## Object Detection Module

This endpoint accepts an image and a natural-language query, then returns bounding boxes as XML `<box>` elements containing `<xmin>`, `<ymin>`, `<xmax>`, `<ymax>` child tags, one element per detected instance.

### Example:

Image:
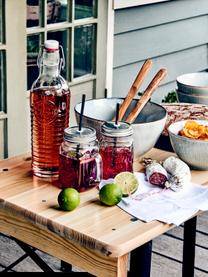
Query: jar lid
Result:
<box><xmin>101</xmin><ymin>121</ymin><xmax>133</xmax><ymax>137</ymax></box>
<box><xmin>64</xmin><ymin>126</ymin><xmax>96</xmax><ymax>143</ymax></box>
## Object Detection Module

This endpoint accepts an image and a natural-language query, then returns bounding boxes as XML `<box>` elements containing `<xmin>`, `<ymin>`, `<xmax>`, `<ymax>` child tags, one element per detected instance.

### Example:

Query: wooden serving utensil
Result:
<box><xmin>112</xmin><ymin>59</ymin><xmax>153</xmax><ymax>121</ymax></box>
<box><xmin>125</xmin><ymin>68</ymin><xmax>167</xmax><ymax>124</ymax></box>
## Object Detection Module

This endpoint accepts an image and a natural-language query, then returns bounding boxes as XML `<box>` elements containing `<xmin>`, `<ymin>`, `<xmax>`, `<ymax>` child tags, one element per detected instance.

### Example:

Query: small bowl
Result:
<box><xmin>176</xmin><ymin>89</ymin><xmax>208</xmax><ymax>105</ymax></box>
<box><xmin>176</xmin><ymin>72</ymin><xmax>208</xmax><ymax>96</ymax></box>
<box><xmin>168</xmin><ymin>120</ymin><xmax>208</xmax><ymax>170</ymax></box>
<box><xmin>74</xmin><ymin>97</ymin><xmax>167</xmax><ymax>158</ymax></box>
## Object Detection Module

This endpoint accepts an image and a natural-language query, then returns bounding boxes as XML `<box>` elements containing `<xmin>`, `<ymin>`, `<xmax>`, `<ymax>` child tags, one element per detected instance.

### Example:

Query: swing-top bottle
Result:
<box><xmin>30</xmin><ymin>40</ymin><xmax>70</xmax><ymax>178</ymax></box>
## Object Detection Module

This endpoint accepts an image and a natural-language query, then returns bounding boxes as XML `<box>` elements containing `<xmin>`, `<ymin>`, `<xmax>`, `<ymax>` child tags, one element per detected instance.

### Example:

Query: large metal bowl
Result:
<box><xmin>74</xmin><ymin>97</ymin><xmax>167</xmax><ymax>158</ymax></box>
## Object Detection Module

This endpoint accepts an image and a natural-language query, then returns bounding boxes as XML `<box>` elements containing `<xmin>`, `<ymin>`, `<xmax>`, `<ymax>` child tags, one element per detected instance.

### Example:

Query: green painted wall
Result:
<box><xmin>112</xmin><ymin>0</ymin><xmax>208</xmax><ymax>102</ymax></box>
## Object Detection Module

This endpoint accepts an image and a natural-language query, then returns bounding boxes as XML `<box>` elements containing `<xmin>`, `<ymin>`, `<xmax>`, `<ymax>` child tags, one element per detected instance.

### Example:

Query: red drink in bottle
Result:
<box><xmin>30</xmin><ymin>40</ymin><xmax>70</xmax><ymax>178</ymax></box>
<box><xmin>31</xmin><ymin>89</ymin><xmax>70</xmax><ymax>177</ymax></box>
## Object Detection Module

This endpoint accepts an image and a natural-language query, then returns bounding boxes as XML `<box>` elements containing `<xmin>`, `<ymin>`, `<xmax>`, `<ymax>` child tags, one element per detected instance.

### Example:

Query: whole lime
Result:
<box><xmin>58</xmin><ymin>188</ymin><xmax>80</xmax><ymax>211</ymax></box>
<box><xmin>99</xmin><ymin>183</ymin><xmax>122</xmax><ymax>206</ymax></box>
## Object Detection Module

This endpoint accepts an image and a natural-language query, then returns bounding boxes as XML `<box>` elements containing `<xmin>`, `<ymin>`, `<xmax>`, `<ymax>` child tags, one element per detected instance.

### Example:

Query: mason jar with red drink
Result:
<box><xmin>99</xmin><ymin>121</ymin><xmax>134</xmax><ymax>180</ymax></box>
<box><xmin>59</xmin><ymin>126</ymin><xmax>102</xmax><ymax>192</ymax></box>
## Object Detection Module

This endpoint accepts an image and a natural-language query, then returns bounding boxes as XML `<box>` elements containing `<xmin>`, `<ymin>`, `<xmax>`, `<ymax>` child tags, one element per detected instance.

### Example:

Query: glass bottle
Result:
<box><xmin>59</xmin><ymin>126</ymin><xmax>102</xmax><ymax>192</ymax></box>
<box><xmin>99</xmin><ymin>122</ymin><xmax>134</xmax><ymax>179</ymax></box>
<box><xmin>30</xmin><ymin>40</ymin><xmax>70</xmax><ymax>178</ymax></box>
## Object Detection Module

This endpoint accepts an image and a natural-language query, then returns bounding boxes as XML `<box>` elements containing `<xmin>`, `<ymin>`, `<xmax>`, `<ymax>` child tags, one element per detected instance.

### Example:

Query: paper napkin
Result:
<box><xmin>100</xmin><ymin>172</ymin><xmax>208</xmax><ymax>226</ymax></box>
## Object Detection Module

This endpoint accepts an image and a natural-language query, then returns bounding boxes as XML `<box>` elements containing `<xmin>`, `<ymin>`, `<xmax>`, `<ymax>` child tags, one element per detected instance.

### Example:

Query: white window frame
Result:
<box><xmin>5</xmin><ymin>0</ymin><xmax>28</xmax><ymax>158</ymax></box>
<box><xmin>113</xmin><ymin>0</ymin><xmax>169</xmax><ymax>10</ymax></box>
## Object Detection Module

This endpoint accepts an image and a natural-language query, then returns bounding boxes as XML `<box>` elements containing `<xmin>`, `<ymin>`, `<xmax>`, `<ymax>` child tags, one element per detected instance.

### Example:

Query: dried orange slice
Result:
<box><xmin>183</xmin><ymin>127</ymin><xmax>200</xmax><ymax>139</ymax></box>
<box><xmin>184</xmin><ymin>120</ymin><xmax>199</xmax><ymax>129</ymax></box>
<box><xmin>179</xmin><ymin>120</ymin><xmax>208</xmax><ymax>140</ymax></box>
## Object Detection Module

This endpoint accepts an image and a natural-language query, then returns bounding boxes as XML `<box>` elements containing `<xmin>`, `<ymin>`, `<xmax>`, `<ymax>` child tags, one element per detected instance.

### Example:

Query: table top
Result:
<box><xmin>0</xmin><ymin>148</ymin><xmax>208</xmax><ymax>258</ymax></box>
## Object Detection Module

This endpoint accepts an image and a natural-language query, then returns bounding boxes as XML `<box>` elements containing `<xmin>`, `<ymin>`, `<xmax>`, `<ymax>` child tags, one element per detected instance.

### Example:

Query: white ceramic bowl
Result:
<box><xmin>176</xmin><ymin>72</ymin><xmax>208</xmax><ymax>96</ymax></box>
<box><xmin>74</xmin><ymin>97</ymin><xmax>167</xmax><ymax>158</ymax></box>
<box><xmin>168</xmin><ymin>120</ymin><xmax>208</xmax><ymax>170</ymax></box>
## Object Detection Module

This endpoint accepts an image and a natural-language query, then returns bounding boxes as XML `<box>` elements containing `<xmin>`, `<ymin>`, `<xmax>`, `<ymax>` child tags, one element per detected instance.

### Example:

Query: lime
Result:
<box><xmin>58</xmin><ymin>188</ymin><xmax>80</xmax><ymax>211</ymax></box>
<box><xmin>99</xmin><ymin>183</ymin><xmax>122</xmax><ymax>206</ymax></box>
<box><xmin>114</xmin><ymin>172</ymin><xmax>139</xmax><ymax>197</ymax></box>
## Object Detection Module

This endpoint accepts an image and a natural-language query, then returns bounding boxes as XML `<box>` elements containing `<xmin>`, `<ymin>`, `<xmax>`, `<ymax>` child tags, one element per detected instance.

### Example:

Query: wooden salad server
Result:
<box><xmin>112</xmin><ymin>59</ymin><xmax>153</xmax><ymax>121</ymax></box>
<box><xmin>125</xmin><ymin>68</ymin><xmax>167</xmax><ymax>124</ymax></box>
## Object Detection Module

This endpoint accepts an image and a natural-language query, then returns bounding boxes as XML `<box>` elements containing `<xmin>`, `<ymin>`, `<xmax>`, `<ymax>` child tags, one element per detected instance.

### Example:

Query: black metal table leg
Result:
<box><xmin>182</xmin><ymin>216</ymin><xmax>197</xmax><ymax>277</ymax></box>
<box><xmin>14</xmin><ymin>239</ymin><xmax>54</xmax><ymax>272</ymax></box>
<box><xmin>60</xmin><ymin>260</ymin><xmax>73</xmax><ymax>272</ymax></box>
<box><xmin>129</xmin><ymin>241</ymin><xmax>152</xmax><ymax>277</ymax></box>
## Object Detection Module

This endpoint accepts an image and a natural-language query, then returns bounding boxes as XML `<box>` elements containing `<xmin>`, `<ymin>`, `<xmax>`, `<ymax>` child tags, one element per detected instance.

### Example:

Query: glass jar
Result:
<box><xmin>59</xmin><ymin>126</ymin><xmax>102</xmax><ymax>192</ymax></box>
<box><xmin>99</xmin><ymin>122</ymin><xmax>134</xmax><ymax>180</ymax></box>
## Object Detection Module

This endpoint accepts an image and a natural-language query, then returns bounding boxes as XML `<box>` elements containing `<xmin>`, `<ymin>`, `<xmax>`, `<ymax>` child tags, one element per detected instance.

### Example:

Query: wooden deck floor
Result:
<box><xmin>1</xmin><ymin>211</ymin><xmax>208</xmax><ymax>275</ymax></box>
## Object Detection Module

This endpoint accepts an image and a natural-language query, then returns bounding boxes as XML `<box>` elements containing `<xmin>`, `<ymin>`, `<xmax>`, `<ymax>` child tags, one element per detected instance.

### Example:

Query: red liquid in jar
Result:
<box><xmin>100</xmin><ymin>146</ymin><xmax>133</xmax><ymax>179</ymax></box>
<box><xmin>59</xmin><ymin>152</ymin><xmax>98</xmax><ymax>192</ymax></box>
<box><xmin>30</xmin><ymin>88</ymin><xmax>70</xmax><ymax>177</ymax></box>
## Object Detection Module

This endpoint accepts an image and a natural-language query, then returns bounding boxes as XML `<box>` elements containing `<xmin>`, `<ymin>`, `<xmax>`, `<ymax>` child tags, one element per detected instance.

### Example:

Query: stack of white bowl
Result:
<box><xmin>176</xmin><ymin>72</ymin><xmax>208</xmax><ymax>104</ymax></box>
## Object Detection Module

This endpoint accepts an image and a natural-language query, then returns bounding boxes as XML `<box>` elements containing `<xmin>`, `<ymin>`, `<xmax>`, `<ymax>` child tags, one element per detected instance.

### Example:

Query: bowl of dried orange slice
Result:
<box><xmin>168</xmin><ymin>119</ymin><xmax>208</xmax><ymax>170</ymax></box>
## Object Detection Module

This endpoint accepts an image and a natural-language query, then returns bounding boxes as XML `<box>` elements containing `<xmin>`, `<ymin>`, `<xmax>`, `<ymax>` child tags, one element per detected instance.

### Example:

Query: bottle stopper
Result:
<box><xmin>44</xmin><ymin>40</ymin><xmax>59</xmax><ymax>51</ymax></box>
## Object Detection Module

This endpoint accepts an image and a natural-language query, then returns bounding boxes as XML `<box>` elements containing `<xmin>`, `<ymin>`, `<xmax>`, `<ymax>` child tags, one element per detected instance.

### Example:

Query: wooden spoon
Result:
<box><xmin>112</xmin><ymin>59</ymin><xmax>153</xmax><ymax>121</ymax></box>
<box><xmin>125</xmin><ymin>68</ymin><xmax>167</xmax><ymax>124</ymax></box>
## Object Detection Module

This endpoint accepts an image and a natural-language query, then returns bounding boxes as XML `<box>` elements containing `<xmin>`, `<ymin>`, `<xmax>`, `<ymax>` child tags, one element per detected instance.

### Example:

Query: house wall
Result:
<box><xmin>112</xmin><ymin>0</ymin><xmax>208</xmax><ymax>103</ymax></box>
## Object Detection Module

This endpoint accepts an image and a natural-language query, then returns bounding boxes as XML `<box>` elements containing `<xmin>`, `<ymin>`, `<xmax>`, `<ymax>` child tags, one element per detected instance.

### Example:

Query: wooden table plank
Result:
<box><xmin>0</xmin><ymin>148</ymin><xmax>207</xmax><ymax>263</ymax></box>
<box><xmin>0</xmin><ymin>208</ymin><xmax>125</xmax><ymax>277</ymax></box>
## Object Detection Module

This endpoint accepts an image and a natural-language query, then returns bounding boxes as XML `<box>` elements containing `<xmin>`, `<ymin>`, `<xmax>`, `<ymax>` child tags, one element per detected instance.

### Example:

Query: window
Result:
<box><xmin>0</xmin><ymin>0</ymin><xmax>107</xmax><ymax>158</ymax></box>
<box><xmin>26</xmin><ymin>0</ymin><xmax>98</xmax><ymax>91</ymax></box>
<box><xmin>0</xmin><ymin>0</ymin><xmax>2</xmax><ymax>42</ymax></box>
<box><xmin>74</xmin><ymin>24</ymin><xmax>96</xmax><ymax>78</ymax></box>
<box><xmin>26</xmin><ymin>0</ymin><xmax>107</xmax><ymax>127</ymax></box>
<box><xmin>75</xmin><ymin>0</ymin><xmax>95</xmax><ymax>20</ymax></box>
<box><xmin>0</xmin><ymin>51</ymin><xmax>6</xmax><ymax>159</ymax></box>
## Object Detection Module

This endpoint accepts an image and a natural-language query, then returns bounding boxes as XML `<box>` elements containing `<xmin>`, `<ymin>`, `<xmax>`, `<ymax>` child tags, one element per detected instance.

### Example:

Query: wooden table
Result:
<box><xmin>0</xmin><ymin>148</ymin><xmax>208</xmax><ymax>276</ymax></box>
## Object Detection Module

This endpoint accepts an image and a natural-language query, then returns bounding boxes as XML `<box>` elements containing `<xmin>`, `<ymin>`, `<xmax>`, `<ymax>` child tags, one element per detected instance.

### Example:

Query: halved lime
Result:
<box><xmin>114</xmin><ymin>172</ymin><xmax>139</xmax><ymax>197</ymax></box>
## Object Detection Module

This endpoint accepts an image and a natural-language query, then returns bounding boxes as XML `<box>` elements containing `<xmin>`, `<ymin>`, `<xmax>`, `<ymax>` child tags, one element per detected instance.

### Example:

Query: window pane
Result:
<box><xmin>27</xmin><ymin>0</ymin><xmax>41</xmax><ymax>28</ymax></box>
<box><xmin>47</xmin><ymin>0</ymin><xmax>68</xmax><ymax>24</ymax></box>
<box><xmin>0</xmin><ymin>120</ymin><xmax>5</xmax><ymax>159</ymax></box>
<box><xmin>75</xmin><ymin>0</ymin><xmax>95</xmax><ymax>20</ymax></box>
<box><xmin>0</xmin><ymin>0</ymin><xmax>2</xmax><ymax>42</ymax></box>
<box><xmin>0</xmin><ymin>51</ymin><xmax>3</xmax><ymax>110</ymax></box>
<box><xmin>27</xmin><ymin>34</ymin><xmax>40</xmax><ymax>90</ymax></box>
<box><xmin>47</xmin><ymin>30</ymin><xmax>68</xmax><ymax>79</ymax></box>
<box><xmin>74</xmin><ymin>24</ymin><xmax>95</xmax><ymax>78</ymax></box>
<box><xmin>0</xmin><ymin>51</ymin><xmax>5</xmax><ymax>112</ymax></box>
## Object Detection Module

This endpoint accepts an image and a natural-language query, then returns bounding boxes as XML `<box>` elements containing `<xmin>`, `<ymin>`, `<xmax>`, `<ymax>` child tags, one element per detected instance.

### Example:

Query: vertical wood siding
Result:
<box><xmin>112</xmin><ymin>0</ymin><xmax>208</xmax><ymax>102</ymax></box>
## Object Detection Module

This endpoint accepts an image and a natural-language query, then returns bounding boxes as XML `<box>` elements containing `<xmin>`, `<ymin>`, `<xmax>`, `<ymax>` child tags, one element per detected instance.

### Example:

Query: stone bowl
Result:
<box><xmin>74</xmin><ymin>97</ymin><xmax>167</xmax><ymax>158</ymax></box>
<box><xmin>168</xmin><ymin>120</ymin><xmax>208</xmax><ymax>170</ymax></box>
